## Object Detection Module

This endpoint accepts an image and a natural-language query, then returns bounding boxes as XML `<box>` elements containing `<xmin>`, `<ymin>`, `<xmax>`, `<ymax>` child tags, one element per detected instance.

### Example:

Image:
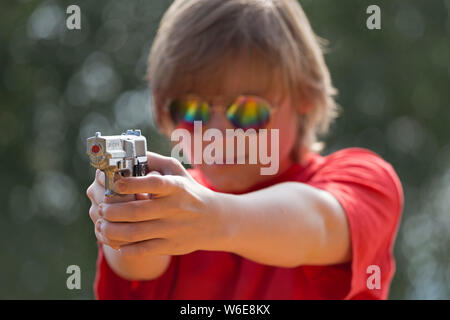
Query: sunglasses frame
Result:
<box><xmin>165</xmin><ymin>94</ymin><xmax>279</xmax><ymax>131</ymax></box>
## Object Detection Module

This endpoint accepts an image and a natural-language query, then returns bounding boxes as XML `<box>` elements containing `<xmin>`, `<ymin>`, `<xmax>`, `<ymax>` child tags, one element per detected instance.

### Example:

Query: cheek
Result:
<box><xmin>269</xmin><ymin>105</ymin><xmax>299</xmax><ymax>159</ymax></box>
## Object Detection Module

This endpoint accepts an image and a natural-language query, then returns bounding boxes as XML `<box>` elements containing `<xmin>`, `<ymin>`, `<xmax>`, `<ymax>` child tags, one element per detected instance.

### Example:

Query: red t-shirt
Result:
<box><xmin>94</xmin><ymin>147</ymin><xmax>404</xmax><ymax>300</ymax></box>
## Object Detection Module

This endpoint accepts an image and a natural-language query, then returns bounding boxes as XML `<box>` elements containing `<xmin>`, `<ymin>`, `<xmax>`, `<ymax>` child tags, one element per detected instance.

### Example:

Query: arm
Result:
<box><xmin>87</xmin><ymin>169</ymin><xmax>171</xmax><ymax>281</ymax></box>
<box><xmin>97</xmin><ymin>153</ymin><xmax>351</xmax><ymax>270</ymax></box>
<box><xmin>102</xmin><ymin>245</ymin><xmax>171</xmax><ymax>281</ymax></box>
<box><xmin>213</xmin><ymin>182</ymin><xmax>351</xmax><ymax>267</ymax></box>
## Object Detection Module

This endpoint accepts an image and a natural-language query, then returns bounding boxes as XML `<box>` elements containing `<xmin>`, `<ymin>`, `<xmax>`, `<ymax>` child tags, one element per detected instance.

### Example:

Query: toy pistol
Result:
<box><xmin>87</xmin><ymin>129</ymin><xmax>148</xmax><ymax>196</ymax></box>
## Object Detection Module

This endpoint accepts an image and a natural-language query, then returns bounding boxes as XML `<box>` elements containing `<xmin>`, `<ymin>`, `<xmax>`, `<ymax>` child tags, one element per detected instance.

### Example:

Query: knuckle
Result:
<box><xmin>171</xmin><ymin>175</ymin><xmax>186</xmax><ymax>191</ymax></box>
<box><xmin>86</xmin><ymin>184</ymin><xmax>94</xmax><ymax>199</ymax></box>
<box><xmin>152</xmin><ymin>175</ymin><xmax>165</xmax><ymax>190</ymax></box>
<box><xmin>101</xmin><ymin>207</ymin><xmax>113</xmax><ymax>221</ymax></box>
<box><xmin>94</xmin><ymin>228</ymin><xmax>104</xmax><ymax>243</ymax></box>
<box><xmin>101</xmin><ymin>221</ymin><xmax>113</xmax><ymax>239</ymax></box>
<box><xmin>169</xmin><ymin>157</ymin><xmax>179</xmax><ymax>166</ymax></box>
<box><xmin>168</xmin><ymin>157</ymin><xmax>181</xmax><ymax>169</ymax></box>
<box><xmin>88</xmin><ymin>206</ymin><xmax>97</xmax><ymax>222</ymax></box>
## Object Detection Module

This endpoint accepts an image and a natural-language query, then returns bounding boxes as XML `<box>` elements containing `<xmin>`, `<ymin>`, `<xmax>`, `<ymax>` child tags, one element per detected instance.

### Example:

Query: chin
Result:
<box><xmin>197</xmin><ymin>163</ymin><xmax>263</xmax><ymax>193</ymax></box>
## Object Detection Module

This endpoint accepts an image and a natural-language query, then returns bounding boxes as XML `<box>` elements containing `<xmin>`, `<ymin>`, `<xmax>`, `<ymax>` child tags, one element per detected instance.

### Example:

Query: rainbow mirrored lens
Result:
<box><xmin>169</xmin><ymin>95</ymin><xmax>272</xmax><ymax>130</ymax></box>
<box><xmin>226</xmin><ymin>96</ymin><xmax>271</xmax><ymax>130</ymax></box>
<box><xmin>169</xmin><ymin>97</ymin><xmax>209</xmax><ymax>125</ymax></box>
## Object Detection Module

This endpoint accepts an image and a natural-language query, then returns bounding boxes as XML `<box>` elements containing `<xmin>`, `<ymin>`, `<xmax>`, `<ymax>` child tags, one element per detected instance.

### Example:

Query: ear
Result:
<box><xmin>296</xmin><ymin>102</ymin><xmax>313</xmax><ymax>115</ymax></box>
<box><xmin>291</xmin><ymin>92</ymin><xmax>313</xmax><ymax>115</ymax></box>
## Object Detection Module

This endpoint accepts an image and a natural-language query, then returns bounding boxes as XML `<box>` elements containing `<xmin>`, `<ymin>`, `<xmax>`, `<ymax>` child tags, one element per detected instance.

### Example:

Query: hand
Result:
<box><xmin>86</xmin><ymin>169</ymin><xmax>151</xmax><ymax>250</ymax></box>
<box><xmin>97</xmin><ymin>152</ymin><xmax>225</xmax><ymax>257</ymax></box>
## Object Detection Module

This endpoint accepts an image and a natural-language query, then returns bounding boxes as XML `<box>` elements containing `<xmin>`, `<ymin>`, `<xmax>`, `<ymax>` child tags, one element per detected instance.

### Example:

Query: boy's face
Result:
<box><xmin>172</xmin><ymin>90</ymin><xmax>301</xmax><ymax>193</ymax></box>
<box><xmin>165</xmin><ymin>54</ymin><xmax>304</xmax><ymax>192</ymax></box>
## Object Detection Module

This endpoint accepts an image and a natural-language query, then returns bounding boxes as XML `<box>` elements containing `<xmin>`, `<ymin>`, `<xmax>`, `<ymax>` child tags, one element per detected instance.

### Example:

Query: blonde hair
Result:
<box><xmin>147</xmin><ymin>0</ymin><xmax>338</xmax><ymax>158</ymax></box>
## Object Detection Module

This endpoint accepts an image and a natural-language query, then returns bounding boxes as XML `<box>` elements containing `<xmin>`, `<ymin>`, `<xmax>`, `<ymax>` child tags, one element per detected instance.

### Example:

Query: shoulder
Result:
<box><xmin>322</xmin><ymin>147</ymin><xmax>391</xmax><ymax>166</ymax></box>
<box><xmin>310</xmin><ymin>148</ymin><xmax>404</xmax><ymax>299</ymax></box>
<box><xmin>309</xmin><ymin>148</ymin><xmax>404</xmax><ymax>212</ymax></box>
<box><xmin>315</xmin><ymin>147</ymin><xmax>400</xmax><ymax>182</ymax></box>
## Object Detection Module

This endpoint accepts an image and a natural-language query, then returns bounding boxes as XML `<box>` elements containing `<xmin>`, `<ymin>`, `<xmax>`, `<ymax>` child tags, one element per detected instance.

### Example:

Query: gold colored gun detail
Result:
<box><xmin>87</xmin><ymin>129</ymin><xmax>148</xmax><ymax>196</ymax></box>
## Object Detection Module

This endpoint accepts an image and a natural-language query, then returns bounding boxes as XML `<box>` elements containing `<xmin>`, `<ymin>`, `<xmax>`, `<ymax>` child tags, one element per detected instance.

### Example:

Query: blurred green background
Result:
<box><xmin>0</xmin><ymin>0</ymin><xmax>449</xmax><ymax>299</ymax></box>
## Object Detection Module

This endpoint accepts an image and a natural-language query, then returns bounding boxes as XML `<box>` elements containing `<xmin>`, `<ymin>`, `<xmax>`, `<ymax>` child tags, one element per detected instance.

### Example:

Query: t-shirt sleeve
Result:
<box><xmin>307</xmin><ymin>148</ymin><xmax>404</xmax><ymax>299</ymax></box>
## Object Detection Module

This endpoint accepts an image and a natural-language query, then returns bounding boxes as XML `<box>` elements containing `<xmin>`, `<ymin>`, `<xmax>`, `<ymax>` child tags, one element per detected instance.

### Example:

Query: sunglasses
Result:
<box><xmin>167</xmin><ymin>95</ymin><xmax>277</xmax><ymax>130</ymax></box>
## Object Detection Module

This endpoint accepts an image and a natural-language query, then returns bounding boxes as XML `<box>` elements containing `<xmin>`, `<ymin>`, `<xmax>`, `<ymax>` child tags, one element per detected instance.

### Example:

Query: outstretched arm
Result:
<box><xmin>98</xmin><ymin>152</ymin><xmax>351</xmax><ymax>270</ymax></box>
<box><xmin>214</xmin><ymin>182</ymin><xmax>351</xmax><ymax>267</ymax></box>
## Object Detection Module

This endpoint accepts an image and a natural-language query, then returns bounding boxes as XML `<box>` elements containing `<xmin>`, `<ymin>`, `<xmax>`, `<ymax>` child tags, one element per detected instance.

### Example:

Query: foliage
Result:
<box><xmin>0</xmin><ymin>0</ymin><xmax>449</xmax><ymax>299</ymax></box>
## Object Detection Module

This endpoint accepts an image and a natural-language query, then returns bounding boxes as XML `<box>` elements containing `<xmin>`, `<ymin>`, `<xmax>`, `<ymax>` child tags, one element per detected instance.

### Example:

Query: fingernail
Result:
<box><xmin>96</xmin><ymin>219</ymin><xmax>103</xmax><ymax>233</ymax></box>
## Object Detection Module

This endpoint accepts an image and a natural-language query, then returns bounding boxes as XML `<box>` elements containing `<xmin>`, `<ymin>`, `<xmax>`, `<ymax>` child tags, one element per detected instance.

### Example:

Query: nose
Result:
<box><xmin>206</xmin><ymin>104</ymin><xmax>234</xmax><ymax>133</ymax></box>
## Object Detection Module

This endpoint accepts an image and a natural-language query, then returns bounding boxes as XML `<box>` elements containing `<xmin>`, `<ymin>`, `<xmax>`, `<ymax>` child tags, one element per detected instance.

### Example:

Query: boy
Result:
<box><xmin>87</xmin><ymin>0</ymin><xmax>403</xmax><ymax>299</ymax></box>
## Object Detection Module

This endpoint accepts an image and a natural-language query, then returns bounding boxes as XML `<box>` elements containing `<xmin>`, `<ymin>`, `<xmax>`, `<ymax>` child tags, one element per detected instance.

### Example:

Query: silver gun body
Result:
<box><xmin>87</xmin><ymin>129</ymin><xmax>148</xmax><ymax>196</ymax></box>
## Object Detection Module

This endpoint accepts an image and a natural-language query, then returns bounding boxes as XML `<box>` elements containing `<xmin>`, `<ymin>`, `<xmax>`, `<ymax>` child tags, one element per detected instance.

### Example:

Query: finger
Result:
<box><xmin>100</xmin><ymin>199</ymin><xmax>170</xmax><ymax>222</ymax></box>
<box><xmin>89</xmin><ymin>204</ymin><xmax>100</xmax><ymax>224</ymax></box>
<box><xmin>119</xmin><ymin>238</ymin><xmax>169</xmax><ymax>257</ymax></box>
<box><xmin>100</xmin><ymin>219</ymin><xmax>167</xmax><ymax>243</ymax></box>
<box><xmin>94</xmin><ymin>227</ymin><xmax>126</xmax><ymax>250</ymax></box>
<box><xmin>102</xmin><ymin>193</ymin><xmax>136</xmax><ymax>204</ymax></box>
<box><xmin>146</xmin><ymin>152</ymin><xmax>187</xmax><ymax>176</ymax></box>
<box><xmin>114</xmin><ymin>174</ymin><xmax>177</xmax><ymax>196</ymax></box>
<box><xmin>94</xmin><ymin>170</ymin><xmax>137</xmax><ymax>203</ymax></box>
<box><xmin>95</xmin><ymin>218</ymin><xmax>130</xmax><ymax>247</ymax></box>
<box><xmin>134</xmin><ymin>171</ymin><xmax>162</xmax><ymax>200</ymax></box>
<box><xmin>95</xmin><ymin>169</ymin><xmax>105</xmax><ymax>187</ymax></box>
<box><xmin>86</xmin><ymin>180</ymin><xmax>106</xmax><ymax>206</ymax></box>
